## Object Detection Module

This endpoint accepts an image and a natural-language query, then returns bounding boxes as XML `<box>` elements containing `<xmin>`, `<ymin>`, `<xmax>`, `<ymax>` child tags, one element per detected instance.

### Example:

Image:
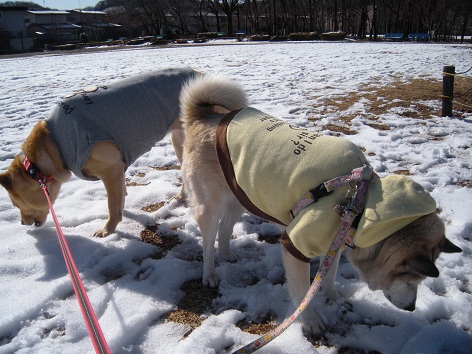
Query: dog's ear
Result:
<box><xmin>407</xmin><ymin>255</ymin><xmax>440</xmax><ymax>278</ymax></box>
<box><xmin>0</xmin><ymin>172</ymin><xmax>12</xmax><ymax>191</ymax></box>
<box><xmin>440</xmin><ymin>238</ymin><xmax>462</xmax><ymax>253</ymax></box>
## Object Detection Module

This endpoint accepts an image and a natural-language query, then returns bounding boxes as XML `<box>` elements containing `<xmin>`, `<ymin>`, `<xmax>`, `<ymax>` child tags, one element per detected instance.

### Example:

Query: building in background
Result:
<box><xmin>25</xmin><ymin>10</ymin><xmax>82</xmax><ymax>48</ymax></box>
<box><xmin>0</xmin><ymin>6</ymin><xmax>33</xmax><ymax>52</ymax></box>
<box><xmin>0</xmin><ymin>6</ymin><xmax>121</xmax><ymax>52</ymax></box>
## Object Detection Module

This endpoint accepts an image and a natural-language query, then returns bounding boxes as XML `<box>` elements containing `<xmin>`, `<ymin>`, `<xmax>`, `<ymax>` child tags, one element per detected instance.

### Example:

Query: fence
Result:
<box><xmin>442</xmin><ymin>65</ymin><xmax>472</xmax><ymax>117</ymax></box>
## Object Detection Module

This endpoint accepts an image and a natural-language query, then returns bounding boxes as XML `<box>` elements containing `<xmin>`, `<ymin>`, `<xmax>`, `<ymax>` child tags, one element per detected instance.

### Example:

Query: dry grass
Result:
<box><xmin>141</xmin><ymin>201</ymin><xmax>166</xmax><ymax>213</ymax></box>
<box><xmin>309</xmin><ymin>77</ymin><xmax>472</xmax><ymax>134</ymax></box>
<box><xmin>138</xmin><ymin>226</ymin><xmax>223</xmax><ymax>336</ymax></box>
<box><xmin>126</xmin><ymin>180</ymin><xmax>149</xmax><ymax>187</ymax></box>
<box><xmin>165</xmin><ymin>279</ymin><xmax>220</xmax><ymax>334</ymax></box>
<box><xmin>337</xmin><ymin>347</ymin><xmax>381</xmax><ymax>354</ymax></box>
<box><xmin>152</xmin><ymin>165</ymin><xmax>181</xmax><ymax>171</ymax></box>
<box><xmin>324</xmin><ymin>123</ymin><xmax>358</xmax><ymax>135</ymax></box>
<box><xmin>258</xmin><ymin>233</ymin><xmax>281</xmax><ymax>244</ymax></box>
<box><xmin>126</xmin><ymin>165</ymin><xmax>180</xmax><ymax>187</ymax></box>
<box><xmin>165</xmin><ymin>279</ymin><xmax>279</xmax><ymax>337</ymax></box>
<box><xmin>453</xmin><ymin>74</ymin><xmax>472</xmax><ymax>112</ymax></box>
<box><xmin>138</xmin><ymin>223</ymin><xmax>280</xmax><ymax>337</ymax></box>
<box><xmin>139</xmin><ymin>222</ymin><xmax>281</xmax><ymax>337</ymax></box>
<box><xmin>125</xmin><ymin>172</ymin><xmax>150</xmax><ymax>187</ymax></box>
<box><xmin>392</xmin><ymin>169</ymin><xmax>414</xmax><ymax>176</ymax></box>
<box><xmin>236</xmin><ymin>315</ymin><xmax>278</xmax><ymax>335</ymax></box>
<box><xmin>139</xmin><ymin>225</ymin><xmax>181</xmax><ymax>260</ymax></box>
<box><xmin>458</xmin><ymin>180</ymin><xmax>472</xmax><ymax>188</ymax></box>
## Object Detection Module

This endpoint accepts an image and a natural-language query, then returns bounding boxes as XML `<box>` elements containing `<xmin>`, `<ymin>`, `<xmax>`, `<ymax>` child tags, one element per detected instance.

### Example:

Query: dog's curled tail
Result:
<box><xmin>180</xmin><ymin>74</ymin><xmax>248</xmax><ymax>125</ymax></box>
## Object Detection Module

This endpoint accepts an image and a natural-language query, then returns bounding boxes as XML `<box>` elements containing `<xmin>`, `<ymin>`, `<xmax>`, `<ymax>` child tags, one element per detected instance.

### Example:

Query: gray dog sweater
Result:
<box><xmin>46</xmin><ymin>67</ymin><xmax>197</xmax><ymax>180</ymax></box>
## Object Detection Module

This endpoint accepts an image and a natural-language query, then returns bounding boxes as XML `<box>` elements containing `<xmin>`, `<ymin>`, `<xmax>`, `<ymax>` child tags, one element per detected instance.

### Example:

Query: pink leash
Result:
<box><xmin>22</xmin><ymin>155</ymin><xmax>111</xmax><ymax>354</ymax></box>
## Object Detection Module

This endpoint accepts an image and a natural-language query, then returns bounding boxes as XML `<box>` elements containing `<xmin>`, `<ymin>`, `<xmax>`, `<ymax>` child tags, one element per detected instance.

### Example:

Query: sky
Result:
<box><xmin>41</xmin><ymin>0</ymin><xmax>98</xmax><ymax>10</ymax></box>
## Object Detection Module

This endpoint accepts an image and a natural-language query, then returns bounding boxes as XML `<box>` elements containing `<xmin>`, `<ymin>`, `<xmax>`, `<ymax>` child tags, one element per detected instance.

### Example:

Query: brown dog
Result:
<box><xmin>0</xmin><ymin>67</ymin><xmax>199</xmax><ymax>237</ymax></box>
<box><xmin>179</xmin><ymin>74</ymin><xmax>462</xmax><ymax>335</ymax></box>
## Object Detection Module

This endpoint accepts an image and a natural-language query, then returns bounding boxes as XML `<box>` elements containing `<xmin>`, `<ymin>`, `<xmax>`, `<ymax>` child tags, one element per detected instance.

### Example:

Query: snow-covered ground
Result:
<box><xmin>0</xmin><ymin>41</ymin><xmax>471</xmax><ymax>354</ymax></box>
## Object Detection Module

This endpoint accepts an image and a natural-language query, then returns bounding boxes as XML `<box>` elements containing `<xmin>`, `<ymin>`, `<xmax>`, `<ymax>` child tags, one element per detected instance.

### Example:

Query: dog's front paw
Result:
<box><xmin>300</xmin><ymin>309</ymin><xmax>327</xmax><ymax>337</ymax></box>
<box><xmin>302</xmin><ymin>319</ymin><xmax>324</xmax><ymax>337</ymax></box>
<box><xmin>322</xmin><ymin>286</ymin><xmax>339</xmax><ymax>301</ymax></box>
<box><xmin>92</xmin><ymin>228</ymin><xmax>111</xmax><ymax>238</ymax></box>
<box><xmin>202</xmin><ymin>273</ymin><xmax>220</xmax><ymax>288</ymax></box>
<box><xmin>93</xmin><ymin>219</ymin><xmax>118</xmax><ymax>237</ymax></box>
<box><xmin>221</xmin><ymin>253</ymin><xmax>238</xmax><ymax>263</ymax></box>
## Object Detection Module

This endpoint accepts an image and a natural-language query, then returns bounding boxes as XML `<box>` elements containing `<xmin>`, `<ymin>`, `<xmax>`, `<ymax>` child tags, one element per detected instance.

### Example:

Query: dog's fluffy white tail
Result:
<box><xmin>180</xmin><ymin>75</ymin><xmax>248</xmax><ymax>125</ymax></box>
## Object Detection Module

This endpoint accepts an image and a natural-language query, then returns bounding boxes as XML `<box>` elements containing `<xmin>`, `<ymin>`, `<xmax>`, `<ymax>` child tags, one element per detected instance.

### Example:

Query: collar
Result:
<box><xmin>18</xmin><ymin>152</ymin><xmax>54</xmax><ymax>186</ymax></box>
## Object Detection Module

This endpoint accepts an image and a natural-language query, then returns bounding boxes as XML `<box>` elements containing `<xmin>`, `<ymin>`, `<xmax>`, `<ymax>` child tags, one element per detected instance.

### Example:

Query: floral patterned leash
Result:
<box><xmin>233</xmin><ymin>164</ymin><xmax>374</xmax><ymax>354</ymax></box>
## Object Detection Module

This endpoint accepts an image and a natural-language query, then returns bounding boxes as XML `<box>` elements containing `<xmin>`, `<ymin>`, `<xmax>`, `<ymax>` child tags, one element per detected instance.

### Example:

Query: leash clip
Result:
<box><xmin>333</xmin><ymin>179</ymin><xmax>360</xmax><ymax>216</ymax></box>
<box><xmin>345</xmin><ymin>179</ymin><xmax>361</xmax><ymax>212</ymax></box>
<box><xmin>334</xmin><ymin>165</ymin><xmax>374</xmax><ymax>217</ymax></box>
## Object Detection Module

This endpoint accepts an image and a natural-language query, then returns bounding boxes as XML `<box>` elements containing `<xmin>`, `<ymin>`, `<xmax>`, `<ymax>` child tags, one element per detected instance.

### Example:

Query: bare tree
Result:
<box><xmin>116</xmin><ymin>0</ymin><xmax>166</xmax><ymax>36</ymax></box>
<box><xmin>210</xmin><ymin>0</ymin><xmax>241</xmax><ymax>35</ymax></box>
<box><xmin>95</xmin><ymin>0</ymin><xmax>470</xmax><ymax>40</ymax></box>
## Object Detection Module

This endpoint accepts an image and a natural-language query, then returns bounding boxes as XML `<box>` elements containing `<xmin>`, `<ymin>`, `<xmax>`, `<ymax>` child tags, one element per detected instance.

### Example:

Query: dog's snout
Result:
<box><xmin>405</xmin><ymin>303</ymin><xmax>415</xmax><ymax>312</ymax></box>
<box><xmin>383</xmin><ymin>288</ymin><xmax>417</xmax><ymax>312</ymax></box>
<box><xmin>21</xmin><ymin>219</ymin><xmax>33</xmax><ymax>226</ymax></box>
<box><xmin>20</xmin><ymin>217</ymin><xmax>45</xmax><ymax>227</ymax></box>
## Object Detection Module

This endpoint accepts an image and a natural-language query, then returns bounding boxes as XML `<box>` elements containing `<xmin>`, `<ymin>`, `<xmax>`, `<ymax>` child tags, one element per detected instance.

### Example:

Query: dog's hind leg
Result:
<box><xmin>217</xmin><ymin>196</ymin><xmax>244</xmax><ymax>262</ymax></box>
<box><xmin>169</xmin><ymin>119</ymin><xmax>186</xmax><ymax>200</ymax></box>
<box><xmin>194</xmin><ymin>202</ymin><xmax>224</xmax><ymax>288</ymax></box>
<box><xmin>169</xmin><ymin>119</ymin><xmax>185</xmax><ymax>165</ymax></box>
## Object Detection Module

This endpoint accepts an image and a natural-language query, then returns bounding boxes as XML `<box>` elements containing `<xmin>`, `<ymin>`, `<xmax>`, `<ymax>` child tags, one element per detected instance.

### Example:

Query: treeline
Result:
<box><xmin>2</xmin><ymin>1</ymin><xmax>470</xmax><ymax>41</ymax></box>
<box><xmin>94</xmin><ymin>0</ymin><xmax>471</xmax><ymax>41</ymax></box>
<box><xmin>0</xmin><ymin>1</ymin><xmax>46</xmax><ymax>8</ymax></box>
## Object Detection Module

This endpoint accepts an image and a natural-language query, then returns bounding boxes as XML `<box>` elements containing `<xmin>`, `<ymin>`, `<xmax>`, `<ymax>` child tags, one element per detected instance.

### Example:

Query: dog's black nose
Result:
<box><xmin>405</xmin><ymin>303</ymin><xmax>415</xmax><ymax>312</ymax></box>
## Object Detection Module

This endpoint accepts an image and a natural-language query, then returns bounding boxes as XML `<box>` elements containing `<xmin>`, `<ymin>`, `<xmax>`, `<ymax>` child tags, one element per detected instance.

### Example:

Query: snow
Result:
<box><xmin>0</xmin><ymin>41</ymin><xmax>471</xmax><ymax>354</ymax></box>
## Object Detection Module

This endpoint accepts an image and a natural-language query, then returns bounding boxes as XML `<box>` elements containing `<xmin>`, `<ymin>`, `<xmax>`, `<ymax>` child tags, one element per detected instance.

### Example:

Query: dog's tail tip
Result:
<box><xmin>180</xmin><ymin>74</ymin><xmax>248</xmax><ymax>120</ymax></box>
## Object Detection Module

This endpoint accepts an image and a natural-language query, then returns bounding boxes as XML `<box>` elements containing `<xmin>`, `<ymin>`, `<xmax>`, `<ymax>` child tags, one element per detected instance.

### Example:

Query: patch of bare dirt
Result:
<box><xmin>393</xmin><ymin>169</ymin><xmax>413</xmax><ymax>176</ymax></box>
<box><xmin>236</xmin><ymin>315</ymin><xmax>278</xmax><ymax>335</ymax></box>
<box><xmin>458</xmin><ymin>180</ymin><xmax>472</xmax><ymax>188</ymax></box>
<box><xmin>152</xmin><ymin>165</ymin><xmax>181</xmax><ymax>171</ymax></box>
<box><xmin>337</xmin><ymin>347</ymin><xmax>381</xmax><ymax>354</ymax></box>
<box><xmin>141</xmin><ymin>201</ymin><xmax>166</xmax><ymax>213</ymax></box>
<box><xmin>126</xmin><ymin>180</ymin><xmax>149</xmax><ymax>186</ymax></box>
<box><xmin>453</xmin><ymin>74</ymin><xmax>472</xmax><ymax>114</ymax></box>
<box><xmin>139</xmin><ymin>225</ymin><xmax>181</xmax><ymax>260</ymax></box>
<box><xmin>364</xmin><ymin>122</ymin><xmax>390</xmax><ymax>131</ymax></box>
<box><xmin>126</xmin><ymin>172</ymin><xmax>150</xmax><ymax>186</ymax></box>
<box><xmin>165</xmin><ymin>279</ymin><xmax>220</xmax><ymax>335</ymax></box>
<box><xmin>309</xmin><ymin>77</ymin><xmax>472</xmax><ymax>135</ymax></box>
<box><xmin>324</xmin><ymin>124</ymin><xmax>357</xmax><ymax>136</ymax></box>
<box><xmin>164</xmin><ymin>280</ymin><xmax>278</xmax><ymax>337</ymax></box>
<box><xmin>258</xmin><ymin>234</ymin><xmax>281</xmax><ymax>244</ymax></box>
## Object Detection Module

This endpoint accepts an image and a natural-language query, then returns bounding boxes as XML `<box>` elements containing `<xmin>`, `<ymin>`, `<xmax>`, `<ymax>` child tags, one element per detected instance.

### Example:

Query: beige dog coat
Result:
<box><xmin>216</xmin><ymin>108</ymin><xmax>437</xmax><ymax>261</ymax></box>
